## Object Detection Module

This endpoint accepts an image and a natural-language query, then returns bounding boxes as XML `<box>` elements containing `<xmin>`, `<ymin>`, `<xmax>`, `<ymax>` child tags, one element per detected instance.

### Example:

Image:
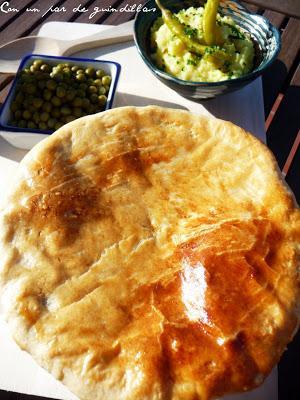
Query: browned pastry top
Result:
<box><xmin>0</xmin><ymin>106</ymin><xmax>299</xmax><ymax>400</ymax></box>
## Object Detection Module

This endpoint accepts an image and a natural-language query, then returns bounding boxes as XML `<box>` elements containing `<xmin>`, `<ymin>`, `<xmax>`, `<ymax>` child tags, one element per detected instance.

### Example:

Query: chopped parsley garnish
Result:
<box><xmin>223</xmin><ymin>22</ymin><xmax>245</xmax><ymax>39</ymax></box>
<box><xmin>183</xmin><ymin>26</ymin><xmax>198</xmax><ymax>39</ymax></box>
<box><xmin>205</xmin><ymin>45</ymin><xmax>223</xmax><ymax>55</ymax></box>
<box><xmin>187</xmin><ymin>59</ymin><xmax>197</xmax><ymax>66</ymax></box>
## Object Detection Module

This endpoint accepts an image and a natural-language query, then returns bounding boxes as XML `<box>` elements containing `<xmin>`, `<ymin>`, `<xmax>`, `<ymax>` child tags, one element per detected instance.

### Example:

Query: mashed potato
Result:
<box><xmin>151</xmin><ymin>7</ymin><xmax>254</xmax><ymax>82</ymax></box>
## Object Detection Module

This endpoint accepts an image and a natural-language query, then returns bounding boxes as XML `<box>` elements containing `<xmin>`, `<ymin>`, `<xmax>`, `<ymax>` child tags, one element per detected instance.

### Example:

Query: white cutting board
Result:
<box><xmin>0</xmin><ymin>21</ymin><xmax>277</xmax><ymax>400</ymax></box>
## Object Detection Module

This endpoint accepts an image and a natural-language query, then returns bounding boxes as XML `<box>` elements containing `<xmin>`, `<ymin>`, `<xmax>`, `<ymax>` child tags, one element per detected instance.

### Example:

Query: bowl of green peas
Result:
<box><xmin>0</xmin><ymin>54</ymin><xmax>121</xmax><ymax>149</ymax></box>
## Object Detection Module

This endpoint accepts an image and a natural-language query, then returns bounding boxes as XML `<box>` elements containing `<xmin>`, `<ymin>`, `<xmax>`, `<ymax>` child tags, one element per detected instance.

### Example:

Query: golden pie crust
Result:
<box><xmin>0</xmin><ymin>106</ymin><xmax>299</xmax><ymax>400</ymax></box>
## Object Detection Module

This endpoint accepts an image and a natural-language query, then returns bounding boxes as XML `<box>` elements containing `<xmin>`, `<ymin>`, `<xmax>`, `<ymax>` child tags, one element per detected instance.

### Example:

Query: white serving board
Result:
<box><xmin>0</xmin><ymin>21</ymin><xmax>277</xmax><ymax>400</ymax></box>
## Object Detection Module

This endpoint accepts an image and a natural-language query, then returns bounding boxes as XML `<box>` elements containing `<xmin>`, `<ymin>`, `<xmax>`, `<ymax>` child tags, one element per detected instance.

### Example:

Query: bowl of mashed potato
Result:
<box><xmin>134</xmin><ymin>0</ymin><xmax>281</xmax><ymax>99</ymax></box>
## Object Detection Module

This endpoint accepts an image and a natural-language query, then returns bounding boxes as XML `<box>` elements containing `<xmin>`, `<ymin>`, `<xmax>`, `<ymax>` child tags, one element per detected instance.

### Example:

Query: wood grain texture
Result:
<box><xmin>262</xmin><ymin>18</ymin><xmax>300</xmax><ymax>117</ymax></box>
<box><xmin>262</xmin><ymin>10</ymin><xmax>285</xmax><ymax>29</ymax></box>
<box><xmin>243</xmin><ymin>0</ymin><xmax>300</xmax><ymax>18</ymax></box>
<box><xmin>0</xmin><ymin>0</ymin><xmax>65</xmax><ymax>46</ymax></box>
<box><xmin>0</xmin><ymin>0</ymin><xmax>36</xmax><ymax>28</ymax></box>
<box><xmin>30</xmin><ymin>0</ymin><xmax>94</xmax><ymax>34</ymax></box>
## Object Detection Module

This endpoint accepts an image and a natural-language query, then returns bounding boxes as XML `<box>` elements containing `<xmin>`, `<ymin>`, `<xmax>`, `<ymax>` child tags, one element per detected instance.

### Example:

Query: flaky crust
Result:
<box><xmin>0</xmin><ymin>106</ymin><xmax>299</xmax><ymax>400</ymax></box>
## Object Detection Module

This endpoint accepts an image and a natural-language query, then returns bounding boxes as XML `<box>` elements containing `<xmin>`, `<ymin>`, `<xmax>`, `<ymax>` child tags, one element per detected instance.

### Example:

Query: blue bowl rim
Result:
<box><xmin>0</xmin><ymin>53</ymin><xmax>121</xmax><ymax>135</ymax></box>
<box><xmin>134</xmin><ymin>0</ymin><xmax>281</xmax><ymax>87</ymax></box>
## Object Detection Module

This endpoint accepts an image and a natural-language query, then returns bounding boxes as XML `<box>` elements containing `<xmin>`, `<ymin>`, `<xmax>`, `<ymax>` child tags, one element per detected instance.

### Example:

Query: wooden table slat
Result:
<box><xmin>285</xmin><ymin>144</ymin><xmax>300</xmax><ymax>203</ymax></box>
<box><xmin>266</xmin><ymin>83</ymin><xmax>300</xmax><ymax>171</ymax></box>
<box><xmin>30</xmin><ymin>0</ymin><xmax>96</xmax><ymax>34</ymax></box>
<box><xmin>0</xmin><ymin>0</ymin><xmax>66</xmax><ymax>46</ymax></box>
<box><xmin>74</xmin><ymin>0</ymin><xmax>127</xmax><ymax>24</ymax></box>
<box><xmin>100</xmin><ymin>0</ymin><xmax>144</xmax><ymax>25</ymax></box>
<box><xmin>0</xmin><ymin>74</ymin><xmax>14</xmax><ymax>91</ymax></box>
<box><xmin>243</xmin><ymin>0</ymin><xmax>300</xmax><ymax>19</ymax></box>
<box><xmin>262</xmin><ymin>9</ymin><xmax>286</xmax><ymax>29</ymax></box>
<box><xmin>240</xmin><ymin>2</ymin><xmax>260</xmax><ymax>14</ymax></box>
<box><xmin>262</xmin><ymin>17</ymin><xmax>300</xmax><ymax>117</ymax></box>
<box><xmin>0</xmin><ymin>0</ymin><xmax>37</xmax><ymax>29</ymax></box>
<box><xmin>291</xmin><ymin>62</ymin><xmax>300</xmax><ymax>86</ymax></box>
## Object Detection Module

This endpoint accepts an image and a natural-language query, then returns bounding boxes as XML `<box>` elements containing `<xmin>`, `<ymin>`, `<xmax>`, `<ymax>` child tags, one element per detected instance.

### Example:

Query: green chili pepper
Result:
<box><xmin>203</xmin><ymin>0</ymin><xmax>220</xmax><ymax>46</ymax></box>
<box><xmin>155</xmin><ymin>0</ymin><xmax>208</xmax><ymax>55</ymax></box>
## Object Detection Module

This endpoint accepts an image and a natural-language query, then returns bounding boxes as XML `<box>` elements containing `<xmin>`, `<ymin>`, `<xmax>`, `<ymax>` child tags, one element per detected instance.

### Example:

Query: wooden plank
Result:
<box><xmin>0</xmin><ymin>81</ymin><xmax>12</xmax><ymax>106</ymax></box>
<box><xmin>0</xmin><ymin>0</ymin><xmax>66</xmax><ymax>46</ymax></box>
<box><xmin>291</xmin><ymin>63</ymin><xmax>300</xmax><ymax>86</ymax></box>
<box><xmin>0</xmin><ymin>0</ymin><xmax>36</xmax><ymax>28</ymax></box>
<box><xmin>243</xmin><ymin>0</ymin><xmax>300</xmax><ymax>18</ymax></box>
<box><xmin>0</xmin><ymin>74</ymin><xmax>14</xmax><ymax>91</ymax></box>
<box><xmin>241</xmin><ymin>2</ymin><xmax>260</xmax><ymax>14</ymax></box>
<box><xmin>262</xmin><ymin>18</ymin><xmax>300</xmax><ymax>117</ymax></box>
<box><xmin>102</xmin><ymin>0</ymin><xmax>145</xmax><ymax>25</ymax></box>
<box><xmin>74</xmin><ymin>0</ymin><xmax>123</xmax><ymax>24</ymax></box>
<box><xmin>30</xmin><ymin>0</ymin><xmax>94</xmax><ymax>34</ymax></box>
<box><xmin>262</xmin><ymin>10</ymin><xmax>285</xmax><ymax>29</ymax></box>
<box><xmin>267</xmin><ymin>80</ymin><xmax>300</xmax><ymax>170</ymax></box>
<box><xmin>285</xmin><ymin>144</ymin><xmax>300</xmax><ymax>203</ymax></box>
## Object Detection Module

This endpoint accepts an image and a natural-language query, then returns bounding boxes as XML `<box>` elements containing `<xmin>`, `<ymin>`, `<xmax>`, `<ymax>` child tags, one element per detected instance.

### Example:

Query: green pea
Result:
<box><xmin>61</xmin><ymin>106</ymin><xmax>71</xmax><ymax>116</ymax></box>
<box><xmin>27</xmin><ymin>121</ymin><xmax>37</xmax><ymax>129</ymax></box>
<box><xmin>51</xmin><ymin>72</ymin><xmax>63</xmax><ymax>81</ymax></box>
<box><xmin>94</xmin><ymin>79</ymin><xmax>102</xmax><ymax>86</ymax></box>
<box><xmin>51</xmin><ymin>96</ymin><xmax>61</xmax><ymax>107</ymax></box>
<box><xmin>96</xmin><ymin>69</ymin><xmax>105</xmax><ymax>78</ymax></box>
<box><xmin>98</xmin><ymin>86</ymin><xmax>107</xmax><ymax>95</ymax></box>
<box><xmin>25</xmin><ymin>83</ymin><xmax>36</xmax><ymax>95</ymax></box>
<box><xmin>40</xmin><ymin>64</ymin><xmax>51</xmax><ymax>73</ymax></box>
<box><xmin>66</xmin><ymin>90</ymin><xmax>76</xmax><ymax>101</ymax></box>
<box><xmin>90</xmin><ymin>93</ymin><xmax>99</xmax><ymax>104</ymax></box>
<box><xmin>39</xmin><ymin>122</ymin><xmax>48</xmax><ymax>130</ymax></box>
<box><xmin>33</xmin><ymin>59</ymin><xmax>43</xmax><ymax>68</ymax></box>
<box><xmin>56</xmin><ymin>86</ymin><xmax>66</xmax><ymax>98</ymax></box>
<box><xmin>33</xmin><ymin>98</ymin><xmax>43</xmax><ymax>109</ymax></box>
<box><xmin>46</xmin><ymin>80</ymin><xmax>57</xmax><ymax>91</ymax></box>
<box><xmin>9</xmin><ymin>120</ymin><xmax>17</xmax><ymax>126</ymax></box>
<box><xmin>51</xmin><ymin>108</ymin><xmax>60</xmax><ymax>118</ymax></box>
<box><xmin>42</xmin><ymin>102</ymin><xmax>52</xmax><ymax>113</ymax></box>
<box><xmin>63</xmin><ymin>69</ymin><xmax>71</xmax><ymax>79</ymax></box>
<box><xmin>72</xmin><ymin>97</ymin><xmax>83</xmax><ymax>107</ymax></box>
<box><xmin>15</xmin><ymin>92</ymin><xmax>24</xmax><ymax>103</ymax></box>
<box><xmin>18</xmin><ymin>120</ymin><xmax>27</xmax><ymax>128</ymax></box>
<box><xmin>76</xmin><ymin>73</ymin><xmax>86</xmax><ymax>82</ymax></box>
<box><xmin>78</xmin><ymin>83</ymin><xmax>88</xmax><ymax>91</ymax></box>
<box><xmin>76</xmin><ymin>89</ymin><xmax>85</xmax><ymax>98</ymax></box>
<box><xmin>38</xmin><ymin>80</ymin><xmax>46</xmax><ymax>90</ymax></box>
<box><xmin>14</xmin><ymin>110</ymin><xmax>22</xmax><ymax>120</ymax></box>
<box><xmin>71</xmin><ymin>65</ymin><xmax>80</xmax><ymax>73</ymax></box>
<box><xmin>104</xmin><ymin>85</ymin><xmax>110</xmax><ymax>93</ymax></box>
<box><xmin>23</xmin><ymin>110</ymin><xmax>32</xmax><ymax>120</ymax></box>
<box><xmin>54</xmin><ymin>121</ymin><xmax>64</xmax><ymax>130</ymax></box>
<box><xmin>10</xmin><ymin>102</ymin><xmax>18</xmax><ymax>112</ymax></box>
<box><xmin>65</xmin><ymin>115</ymin><xmax>76</xmax><ymax>123</ymax></box>
<box><xmin>43</xmin><ymin>89</ymin><xmax>52</xmax><ymax>101</ymax></box>
<box><xmin>102</xmin><ymin>75</ymin><xmax>111</xmax><ymax>86</ymax></box>
<box><xmin>47</xmin><ymin>118</ymin><xmax>57</xmax><ymax>129</ymax></box>
<box><xmin>88</xmin><ymin>85</ymin><xmax>97</xmax><ymax>94</ymax></box>
<box><xmin>98</xmin><ymin>95</ymin><xmax>107</xmax><ymax>106</ymax></box>
<box><xmin>30</xmin><ymin>65</ymin><xmax>38</xmax><ymax>73</ymax></box>
<box><xmin>33</xmin><ymin>112</ymin><xmax>40</xmax><ymax>123</ymax></box>
<box><xmin>40</xmin><ymin>112</ymin><xmax>49</xmax><ymax>122</ymax></box>
<box><xmin>28</xmin><ymin>105</ymin><xmax>36</xmax><ymax>113</ymax></box>
<box><xmin>85</xmin><ymin>67</ymin><xmax>95</xmax><ymax>78</ymax></box>
<box><xmin>73</xmin><ymin>107</ymin><xmax>82</xmax><ymax>118</ymax></box>
<box><xmin>81</xmin><ymin>98</ymin><xmax>90</xmax><ymax>110</ymax></box>
<box><xmin>76</xmin><ymin>69</ymin><xmax>85</xmax><ymax>75</ymax></box>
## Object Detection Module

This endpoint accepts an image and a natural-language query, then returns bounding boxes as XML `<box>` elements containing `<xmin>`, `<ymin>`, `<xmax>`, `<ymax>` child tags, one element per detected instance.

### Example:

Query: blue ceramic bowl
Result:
<box><xmin>134</xmin><ymin>0</ymin><xmax>281</xmax><ymax>99</ymax></box>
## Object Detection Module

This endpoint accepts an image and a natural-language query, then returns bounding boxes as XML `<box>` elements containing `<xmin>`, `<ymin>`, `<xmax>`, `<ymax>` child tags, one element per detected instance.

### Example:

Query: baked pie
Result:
<box><xmin>0</xmin><ymin>106</ymin><xmax>299</xmax><ymax>399</ymax></box>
